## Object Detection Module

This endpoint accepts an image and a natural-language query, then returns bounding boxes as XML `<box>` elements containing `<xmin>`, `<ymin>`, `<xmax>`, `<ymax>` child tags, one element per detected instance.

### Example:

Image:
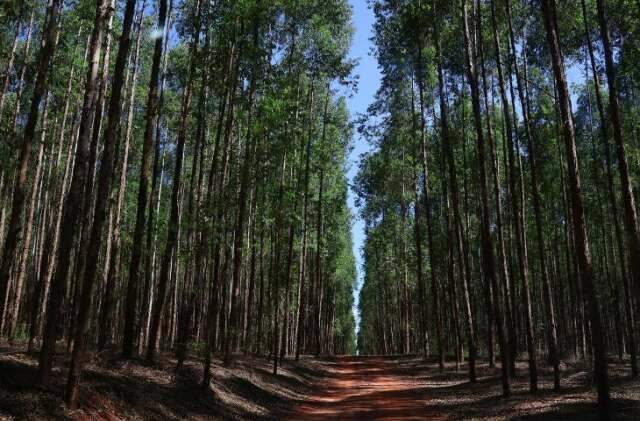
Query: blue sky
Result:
<box><xmin>346</xmin><ymin>0</ymin><xmax>380</xmax><ymax>335</ymax></box>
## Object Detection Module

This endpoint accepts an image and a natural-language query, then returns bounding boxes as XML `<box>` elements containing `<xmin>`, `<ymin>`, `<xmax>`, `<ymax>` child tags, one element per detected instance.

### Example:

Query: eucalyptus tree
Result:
<box><xmin>38</xmin><ymin>0</ymin><xmax>108</xmax><ymax>385</ymax></box>
<box><xmin>122</xmin><ymin>0</ymin><xmax>170</xmax><ymax>359</ymax></box>
<box><xmin>4</xmin><ymin>0</ymin><xmax>639</xmax><ymax>415</ymax></box>
<box><xmin>357</xmin><ymin>0</ymin><xmax>639</xmax><ymax>412</ymax></box>
<box><xmin>539</xmin><ymin>0</ymin><xmax>610</xmax><ymax>414</ymax></box>
<box><xmin>64</xmin><ymin>0</ymin><xmax>139</xmax><ymax>407</ymax></box>
<box><xmin>0</xmin><ymin>0</ymin><xmax>358</xmax><ymax>406</ymax></box>
<box><xmin>0</xmin><ymin>0</ymin><xmax>62</xmax><ymax>332</ymax></box>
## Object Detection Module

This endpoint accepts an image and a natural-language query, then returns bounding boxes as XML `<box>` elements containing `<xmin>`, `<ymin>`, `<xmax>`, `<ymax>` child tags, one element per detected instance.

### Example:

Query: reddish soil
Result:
<box><xmin>1</xmin><ymin>345</ymin><xmax>639</xmax><ymax>420</ymax></box>
<box><xmin>287</xmin><ymin>355</ymin><xmax>640</xmax><ymax>421</ymax></box>
<box><xmin>288</xmin><ymin>356</ymin><xmax>444</xmax><ymax>420</ymax></box>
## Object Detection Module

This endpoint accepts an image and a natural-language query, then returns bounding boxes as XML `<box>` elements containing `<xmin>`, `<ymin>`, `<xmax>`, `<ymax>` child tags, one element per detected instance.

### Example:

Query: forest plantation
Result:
<box><xmin>0</xmin><ymin>0</ymin><xmax>640</xmax><ymax>419</ymax></box>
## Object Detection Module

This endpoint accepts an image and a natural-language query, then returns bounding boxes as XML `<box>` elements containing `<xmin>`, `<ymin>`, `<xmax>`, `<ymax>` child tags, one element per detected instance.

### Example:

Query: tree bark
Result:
<box><xmin>98</xmin><ymin>0</ymin><xmax>146</xmax><ymax>350</ymax></box>
<box><xmin>0</xmin><ymin>13</ymin><xmax>29</xmax><ymax>121</ymax></box>
<box><xmin>595</xmin><ymin>0</ymin><xmax>639</xmax><ymax>378</ymax></box>
<box><xmin>7</xmin><ymin>94</ymin><xmax>51</xmax><ymax>339</ymax></box>
<box><xmin>294</xmin><ymin>81</ymin><xmax>316</xmax><ymax>360</ymax></box>
<box><xmin>146</xmin><ymin>0</ymin><xmax>201</xmax><ymax>363</ymax></box>
<box><xmin>63</xmin><ymin>0</ymin><xmax>138</xmax><ymax>407</ymax></box>
<box><xmin>122</xmin><ymin>0</ymin><xmax>170</xmax><ymax>358</ymax></box>
<box><xmin>461</xmin><ymin>0</ymin><xmax>502</xmax><ymax>392</ymax></box>
<box><xmin>37</xmin><ymin>0</ymin><xmax>105</xmax><ymax>385</ymax></box>
<box><xmin>540</xmin><ymin>0</ymin><xmax>610</xmax><ymax>414</ymax></box>
<box><xmin>505</xmin><ymin>0</ymin><xmax>559</xmax><ymax>389</ymax></box>
<box><xmin>224</xmin><ymin>11</ymin><xmax>260</xmax><ymax>365</ymax></box>
<box><xmin>0</xmin><ymin>0</ymin><xmax>62</xmax><ymax>334</ymax></box>
<box><xmin>485</xmin><ymin>0</ymin><xmax>537</xmax><ymax>390</ymax></box>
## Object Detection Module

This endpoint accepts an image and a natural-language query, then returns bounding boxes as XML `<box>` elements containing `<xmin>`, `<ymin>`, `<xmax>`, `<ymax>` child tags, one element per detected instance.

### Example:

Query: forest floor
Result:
<box><xmin>0</xmin><ymin>343</ymin><xmax>317</xmax><ymax>420</ymax></box>
<box><xmin>286</xmin><ymin>355</ymin><xmax>640</xmax><ymax>420</ymax></box>
<box><xmin>1</xmin><ymin>344</ymin><xmax>640</xmax><ymax>420</ymax></box>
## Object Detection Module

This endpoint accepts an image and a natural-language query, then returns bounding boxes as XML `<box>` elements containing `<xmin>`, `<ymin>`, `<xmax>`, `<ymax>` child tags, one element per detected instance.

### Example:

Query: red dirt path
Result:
<box><xmin>287</xmin><ymin>356</ymin><xmax>444</xmax><ymax>420</ymax></box>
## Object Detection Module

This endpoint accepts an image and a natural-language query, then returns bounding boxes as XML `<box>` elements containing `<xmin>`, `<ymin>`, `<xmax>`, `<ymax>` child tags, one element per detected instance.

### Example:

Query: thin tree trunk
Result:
<box><xmin>485</xmin><ymin>0</ymin><xmax>537</xmax><ymax>390</ymax></box>
<box><xmin>314</xmin><ymin>167</ymin><xmax>324</xmax><ymax>356</ymax></box>
<box><xmin>0</xmin><ymin>12</ymin><xmax>29</xmax><ymax>121</ymax></box>
<box><xmin>294</xmin><ymin>81</ymin><xmax>315</xmax><ymax>360</ymax></box>
<box><xmin>146</xmin><ymin>8</ymin><xmax>201</xmax><ymax>360</ymax></box>
<box><xmin>8</xmin><ymin>95</ymin><xmax>51</xmax><ymax>339</ymax></box>
<box><xmin>67</xmin><ymin>0</ymin><xmax>116</xmax><ymax>352</ymax></box>
<box><xmin>38</xmin><ymin>0</ymin><xmax>105</xmax><ymax>385</ymax></box>
<box><xmin>594</xmin><ymin>0</ymin><xmax>639</xmax><ymax>378</ymax></box>
<box><xmin>461</xmin><ymin>0</ymin><xmax>501</xmax><ymax>392</ymax></box>
<box><xmin>202</xmin><ymin>44</ymin><xmax>238</xmax><ymax>385</ymax></box>
<box><xmin>414</xmin><ymin>41</ymin><xmax>442</xmax><ymax>365</ymax></box>
<box><xmin>224</xmin><ymin>12</ymin><xmax>259</xmax><ymax>364</ymax></box>
<box><xmin>0</xmin><ymin>0</ymin><xmax>63</xmax><ymax>333</ymax></box>
<box><xmin>98</xmin><ymin>0</ymin><xmax>146</xmax><ymax>350</ymax></box>
<box><xmin>505</xmin><ymin>0</ymin><xmax>560</xmax><ymax>390</ymax></box>
<box><xmin>141</xmin><ymin>4</ymin><xmax>173</xmax><ymax>353</ymax></box>
<box><xmin>63</xmin><ymin>0</ymin><xmax>138</xmax><ymax>406</ymax></box>
<box><xmin>122</xmin><ymin>0</ymin><xmax>170</xmax><ymax>358</ymax></box>
<box><xmin>540</xmin><ymin>0</ymin><xmax>610</xmax><ymax>414</ymax></box>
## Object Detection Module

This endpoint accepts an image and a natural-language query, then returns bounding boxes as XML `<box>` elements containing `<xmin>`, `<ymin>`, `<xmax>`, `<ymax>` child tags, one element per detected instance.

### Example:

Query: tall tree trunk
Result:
<box><xmin>314</xmin><ymin>167</ymin><xmax>324</xmax><ymax>356</ymax></box>
<box><xmin>30</xmin><ymin>112</ymin><xmax>79</xmax><ymax>352</ymax></box>
<box><xmin>7</xmin><ymin>95</ymin><xmax>51</xmax><ymax>339</ymax></box>
<box><xmin>63</xmin><ymin>0</ymin><xmax>138</xmax><ymax>408</ymax></box>
<box><xmin>122</xmin><ymin>0</ymin><xmax>170</xmax><ymax>358</ymax></box>
<box><xmin>413</xmin><ymin>40</ymin><xmax>441</xmax><ymax>365</ymax></box>
<box><xmin>98</xmin><ymin>0</ymin><xmax>146</xmax><ymax>350</ymax></box>
<box><xmin>141</xmin><ymin>5</ymin><xmax>173</xmax><ymax>352</ymax></box>
<box><xmin>176</xmin><ymin>36</ymin><xmax>210</xmax><ymax>371</ymax></box>
<box><xmin>475</xmin><ymin>5</ymin><xmax>509</xmax><ymax>373</ymax></box>
<box><xmin>224</xmin><ymin>11</ymin><xmax>260</xmax><ymax>364</ymax></box>
<box><xmin>37</xmin><ymin>0</ymin><xmax>104</xmax><ymax>385</ymax></box>
<box><xmin>201</xmin><ymin>67</ymin><xmax>233</xmax><ymax>386</ymax></box>
<box><xmin>485</xmin><ymin>0</ymin><xmax>537</xmax><ymax>390</ymax></box>
<box><xmin>581</xmin><ymin>0</ymin><xmax>637</xmax><ymax>375</ymax></box>
<box><xmin>434</xmin><ymin>7</ymin><xmax>473</xmax><ymax>376</ymax></box>
<box><xmin>202</xmin><ymin>43</ymin><xmax>238</xmax><ymax>385</ymax></box>
<box><xmin>255</xmin><ymin>217</ymin><xmax>266</xmax><ymax>355</ymax></box>
<box><xmin>505</xmin><ymin>0</ymin><xmax>560</xmax><ymax>390</ymax></box>
<box><xmin>0</xmin><ymin>0</ymin><xmax>62</xmax><ymax>333</ymax></box>
<box><xmin>595</xmin><ymin>0</ymin><xmax>639</xmax><ymax>378</ymax></box>
<box><xmin>461</xmin><ymin>0</ymin><xmax>502</xmax><ymax>392</ymax></box>
<box><xmin>272</xmin><ymin>149</ymin><xmax>288</xmax><ymax>375</ymax></box>
<box><xmin>146</xmin><ymin>1</ymin><xmax>201</xmax><ymax>362</ymax></box>
<box><xmin>0</xmin><ymin>10</ymin><xmax>33</xmax><ymax>121</ymax></box>
<box><xmin>67</xmin><ymin>0</ymin><xmax>116</xmax><ymax>352</ymax></box>
<box><xmin>294</xmin><ymin>81</ymin><xmax>315</xmax><ymax>360</ymax></box>
<box><xmin>540</xmin><ymin>0</ymin><xmax>610</xmax><ymax>414</ymax></box>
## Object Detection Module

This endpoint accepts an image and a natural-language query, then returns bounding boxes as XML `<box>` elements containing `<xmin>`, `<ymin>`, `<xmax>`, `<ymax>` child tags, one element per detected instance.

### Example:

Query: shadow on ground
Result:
<box><xmin>283</xmin><ymin>355</ymin><xmax>640</xmax><ymax>420</ymax></box>
<box><xmin>1</xmin><ymin>346</ymin><xmax>639</xmax><ymax>420</ymax></box>
<box><xmin>0</xmin><ymin>343</ymin><xmax>322</xmax><ymax>420</ymax></box>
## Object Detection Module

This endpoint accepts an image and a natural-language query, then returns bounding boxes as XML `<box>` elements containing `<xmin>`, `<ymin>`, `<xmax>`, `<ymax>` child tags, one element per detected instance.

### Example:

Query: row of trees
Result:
<box><xmin>0</xmin><ymin>0</ymin><xmax>357</xmax><ymax>409</ymax></box>
<box><xmin>356</xmin><ymin>0</ymin><xmax>639</xmax><ymax>417</ymax></box>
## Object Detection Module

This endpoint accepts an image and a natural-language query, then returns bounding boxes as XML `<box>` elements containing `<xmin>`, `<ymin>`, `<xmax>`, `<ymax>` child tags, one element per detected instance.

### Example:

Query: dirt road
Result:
<box><xmin>287</xmin><ymin>356</ymin><xmax>444</xmax><ymax>420</ymax></box>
